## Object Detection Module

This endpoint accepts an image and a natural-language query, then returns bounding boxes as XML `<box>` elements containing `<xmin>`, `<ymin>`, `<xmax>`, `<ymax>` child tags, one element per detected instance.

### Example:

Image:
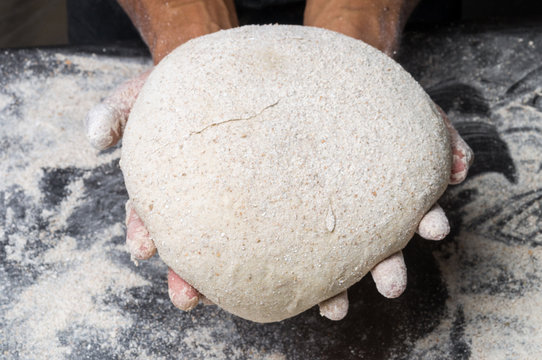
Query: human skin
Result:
<box><xmin>85</xmin><ymin>0</ymin><xmax>473</xmax><ymax>320</ymax></box>
<box><xmin>117</xmin><ymin>0</ymin><xmax>238</xmax><ymax>64</ymax></box>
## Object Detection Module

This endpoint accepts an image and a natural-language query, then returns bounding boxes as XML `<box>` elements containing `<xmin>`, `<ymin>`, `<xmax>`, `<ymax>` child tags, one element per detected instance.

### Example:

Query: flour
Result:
<box><xmin>403</xmin><ymin>93</ymin><xmax>542</xmax><ymax>359</ymax></box>
<box><xmin>2</xmin><ymin>24</ymin><xmax>542</xmax><ymax>359</ymax></box>
<box><xmin>0</xmin><ymin>50</ymin><xmax>152</xmax><ymax>358</ymax></box>
<box><xmin>5</xmin><ymin>228</ymin><xmax>149</xmax><ymax>359</ymax></box>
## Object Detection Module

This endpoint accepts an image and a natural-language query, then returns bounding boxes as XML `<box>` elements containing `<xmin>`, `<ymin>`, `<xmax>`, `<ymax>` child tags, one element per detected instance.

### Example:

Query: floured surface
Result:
<box><xmin>1</xmin><ymin>22</ymin><xmax>542</xmax><ymax>359</ymax></box>
<box><xmin>122</xmin><ymin>25</ymin><xmax>451</xmax><ymax>322</ymax></box>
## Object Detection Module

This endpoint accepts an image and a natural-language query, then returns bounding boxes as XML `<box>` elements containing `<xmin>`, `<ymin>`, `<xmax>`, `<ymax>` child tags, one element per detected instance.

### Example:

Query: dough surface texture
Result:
<box><xmin>121</xmin><ymin>25</ymin><xmax>451</xmax><ymax>323</ymax></box>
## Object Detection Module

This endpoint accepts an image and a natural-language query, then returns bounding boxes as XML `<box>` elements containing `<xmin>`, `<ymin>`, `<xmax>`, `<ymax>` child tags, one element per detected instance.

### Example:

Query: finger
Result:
<box><xmin>417</xmin><ymin>204</ymin><xmax>450</xmax><ymax>241</ymax></box>
<box><xmin>318</xmin><ymin>290</ymin><xmax>349</xmax><ymax>321</ymax></box>
<box><xmin>168</xmin><ymin>268</ymin><xmax>200</xmax><ymax>311</ymax></box>
<box><xmin>370</xmin><ymin>251</ymin><xmax>407</xmax><ymax>298</ymax></box>
<box><xmin>85</xmin><ymin>69</ymin><xmax>151</xmax><ymax>150</ymax></box>
<box><xmin>125</xmin><ymin>200</ymin><xmax>157</xmax><ymax>260</ymax></box>
<box><xmin>438</xmin><ymin>107</ymin><xmax>474</xmax><ymax>185</ymax></box>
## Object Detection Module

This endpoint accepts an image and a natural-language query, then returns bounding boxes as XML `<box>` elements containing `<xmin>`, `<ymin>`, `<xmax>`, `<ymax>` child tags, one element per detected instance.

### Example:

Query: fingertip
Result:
<box><xmin>86</xmin><ymin>70</ymin><xmax>151</xmax><ymax>150</ymax></box>
<box><xmin>85</xmin><ymin>102</ymin><xmax>121</xmax><ymax>150</ymax></box>
<box><xmin>168</xmin><ymin>268</ymin><xmax>200</xmax><ymax>311</ymax></box>
<box><xmin>374</xmin><ymin>272</ymin><xmax>407</xmax><ymax>299</ymax></box>
<box><xmin>450</xmin><ymin>143</ymin><xmax>474</xmax><ymax>185</ymax></box>
<box><xmin>445</xmin><ymin>116</ymin><xmax>474</xmax><ymax>185</ymax></box>
<box><xmin>169</xmin><ymin>288</ymin><xmax>199</xmax><ymax>311</ymax></box>
<box><xmin>450</xmin><ymin>160</ymin><xmax>468</xmax><ymax>185</ymax></box>
<box><xmin>127</xmin><ymin>237</ymin><xmax>157</xmax><ymax>260</ymax></box>
<box><xmin>371</xmin><ymin>252</ymin><xmax>407</xmax><ymax>299</ymax></box>
<box><xmin>319</xmin><ymin>290</ymin><xmax>349</xmax><ymax>321</ymax></box>
<box><xmin>417</xmin><ymin>204</ymin><xmax>450</xmax><ymax>241</ymax></box>
<box><xmin>436</xmin><ymin>104</ymin><xmax>474</xmax><ymax>185</ymax></box>
<box><xmin>379</xmin><ymin>281</ymin><xmax>406</xmax><ymax>299</ymax></box>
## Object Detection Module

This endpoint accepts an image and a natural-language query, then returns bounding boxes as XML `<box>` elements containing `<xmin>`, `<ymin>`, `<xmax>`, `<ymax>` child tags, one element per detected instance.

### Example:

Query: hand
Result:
<box><xmin>305</xmin><ymin>0</ymin><xmax>474</xmax><ymax>321</ymax></box>
<box><xmin>87</xmin><ymin>0</ymin><xmax>473</xmax><ymax>320</ymax></box>
<box><xmin>85</xmin><ymin>0</ymin><xmax>238</xmax><ymax>311</ymax></box>
<box><xmin>304</xmin><ymin>0</ymin><xmax>421</xmax><ymax>57</ymax></box>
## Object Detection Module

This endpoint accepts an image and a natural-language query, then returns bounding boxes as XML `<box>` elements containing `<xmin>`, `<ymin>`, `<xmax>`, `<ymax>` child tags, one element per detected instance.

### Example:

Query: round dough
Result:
<box><xmin>121</xmin><ymin>25</ymin><xmax>451</xmax><ymax>323</ymax></box>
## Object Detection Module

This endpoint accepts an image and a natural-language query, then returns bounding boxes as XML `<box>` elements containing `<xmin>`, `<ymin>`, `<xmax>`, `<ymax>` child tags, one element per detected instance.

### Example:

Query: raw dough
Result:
<box><xmin>121</xmin><ymin>25</ymin><xmax>451</xmax><ymax>323</ymax></box>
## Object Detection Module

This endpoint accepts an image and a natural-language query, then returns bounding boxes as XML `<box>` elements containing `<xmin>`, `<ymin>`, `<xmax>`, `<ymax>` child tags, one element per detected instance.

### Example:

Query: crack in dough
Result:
<box><xmin>189</xmin><ymin>99</ymin><xmax>281</xmax><ymax>135</ymax></box>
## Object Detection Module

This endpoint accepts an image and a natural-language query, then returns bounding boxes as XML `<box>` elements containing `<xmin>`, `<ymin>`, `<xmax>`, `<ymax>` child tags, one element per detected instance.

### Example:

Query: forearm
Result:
<box><xmin>117</xmin><ymin>0</ymin><xmax>238</xmax><ymax>63</ymax></box>
<box><xmin>304</xmin><ymin>0</ymin><xmax>420</xmax><ymax>56</ymax></box>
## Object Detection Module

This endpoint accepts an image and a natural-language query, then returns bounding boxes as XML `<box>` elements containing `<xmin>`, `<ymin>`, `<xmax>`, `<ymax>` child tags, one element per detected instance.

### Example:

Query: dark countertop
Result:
<box><xmin>1</xmin><ymin>23</ymin><xmax>541</xmax><ymax>359</ymax></box>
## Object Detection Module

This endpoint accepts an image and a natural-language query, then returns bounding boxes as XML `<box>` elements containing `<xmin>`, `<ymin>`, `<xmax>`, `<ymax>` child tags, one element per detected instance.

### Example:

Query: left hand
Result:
<box><xmin>305</xmin><ymin>0</ymin><xmax>474</xmax><ymax>321</ymax></box>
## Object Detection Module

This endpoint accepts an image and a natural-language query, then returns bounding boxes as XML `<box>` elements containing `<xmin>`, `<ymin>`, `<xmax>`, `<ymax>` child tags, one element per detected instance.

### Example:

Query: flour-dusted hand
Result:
<box><xmin>85</xmin><ymin>70</ymin><xmax>151</xmax><ymax>150</ymax></box>
<box><xmin>85</xmin><ymin>0</ymin><xmax>237</xmax><ymax>312</ymax></box>
<box><xmin>307</xmin><ymin>0</ymin><xmax>473</xmax><ymax>320</ymax></box>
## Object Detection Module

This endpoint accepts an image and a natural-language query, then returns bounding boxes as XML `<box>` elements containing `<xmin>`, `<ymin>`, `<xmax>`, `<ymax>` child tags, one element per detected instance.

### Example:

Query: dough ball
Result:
<box><xmin>121</xmin><ymin>25</ymin><xmax>451</xmax><ymax>323</ymax></box>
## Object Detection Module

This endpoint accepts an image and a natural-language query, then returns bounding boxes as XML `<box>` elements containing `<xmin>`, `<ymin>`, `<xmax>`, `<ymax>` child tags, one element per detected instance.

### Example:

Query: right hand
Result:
<box><xmin>85</xmin><ymin>0</ymin><xmax>238</xmax><ymax>311</ymax></box>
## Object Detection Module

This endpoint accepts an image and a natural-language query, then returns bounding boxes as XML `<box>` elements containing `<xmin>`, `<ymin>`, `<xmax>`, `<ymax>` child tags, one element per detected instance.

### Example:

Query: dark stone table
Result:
<box><xmin>1</xmin><ymin>23</ymin><xmax>541</xmax><ymax>359</ymax></box>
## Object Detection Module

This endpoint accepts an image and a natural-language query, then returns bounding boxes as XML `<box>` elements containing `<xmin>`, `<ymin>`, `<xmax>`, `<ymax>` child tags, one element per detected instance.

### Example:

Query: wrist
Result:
<box><xmin>304</xmin><ymin>0</ymin><xmax>419</xmax><ymax>57</ymax></box>
<box><xmin>118</xmin><ymin>0</ymin><xmax>238</xmax><ymax>63</ymax></box>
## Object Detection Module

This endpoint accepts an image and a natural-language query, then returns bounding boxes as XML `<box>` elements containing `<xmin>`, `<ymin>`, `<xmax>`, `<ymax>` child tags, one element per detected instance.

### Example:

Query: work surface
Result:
<box><xmin>1</xmin><ymin>23</ymin><xmax>541</xmax><ymax>359</ymax></box>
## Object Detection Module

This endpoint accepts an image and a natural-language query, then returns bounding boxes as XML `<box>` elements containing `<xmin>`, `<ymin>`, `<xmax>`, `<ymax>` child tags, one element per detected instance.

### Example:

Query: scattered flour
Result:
<box><xmin>1</xmin><ymin>50</ymin><xmax>152</xmax><ymax>358</ymax></box>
